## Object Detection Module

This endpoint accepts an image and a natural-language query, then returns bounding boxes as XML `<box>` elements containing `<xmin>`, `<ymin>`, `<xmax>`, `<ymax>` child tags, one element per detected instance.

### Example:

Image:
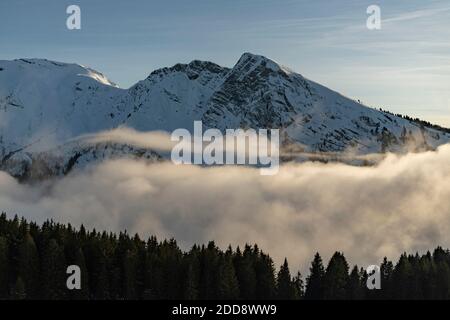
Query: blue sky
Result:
<box><xmin>1</xmin><ymin>0</ymin><xmax>450</xmax><ymax>126</ymax></box>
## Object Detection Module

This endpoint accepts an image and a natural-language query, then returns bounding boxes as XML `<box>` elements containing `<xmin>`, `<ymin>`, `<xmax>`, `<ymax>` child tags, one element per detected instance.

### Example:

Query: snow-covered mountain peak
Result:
<box><xmin>232</xmin><ymin>52</ymin><xmax>290</xmax><ymax>76</ymax></box>
<box><xmin>146</xmin><ymin>59</ymin><xmax>229</xmax><ymax>79</ymax></box>
<box><xmin>0</xmin><ymin>58</ymin><xmax>117</xmax><ymax>88</ymax></box>
<box><xmin>237</xmin><ymin>52</ymin><xmax>279</xmax><ymax>68</ymax></box>
<box><xmin>0</xmin><ymin>58</ymin><xmax>129</xmax><ymax>156</ymax></box>
<box><xmin>1</xmin><ymin>53</ymin><xmax>450</xmax><ymax>179</ymax></box>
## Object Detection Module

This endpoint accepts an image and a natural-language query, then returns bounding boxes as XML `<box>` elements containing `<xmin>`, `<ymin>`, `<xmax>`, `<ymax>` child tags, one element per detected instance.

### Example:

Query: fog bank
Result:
<box><xmin>1</xmin><ymin>145</ymin><xmax>450</xmax><ymax>271</ymax></box>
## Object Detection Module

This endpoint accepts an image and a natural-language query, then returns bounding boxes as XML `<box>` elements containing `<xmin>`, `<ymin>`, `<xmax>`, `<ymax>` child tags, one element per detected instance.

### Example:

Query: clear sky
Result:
<box><xmin>1</xmin><ymin>0</ymin><xmax>449</xmax><ymax>126</ymax></box>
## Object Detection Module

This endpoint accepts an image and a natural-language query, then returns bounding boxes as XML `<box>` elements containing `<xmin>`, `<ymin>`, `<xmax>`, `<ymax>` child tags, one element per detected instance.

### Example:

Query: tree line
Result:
<box><xmin>1</xmin><ymin>213</ymin><xmax>450</xmax><ymax>300</ymax></box>
<box><xmin>378</xmin><ymin>108</ymin><xmax>450</xmax><ymax>134</ymax></box>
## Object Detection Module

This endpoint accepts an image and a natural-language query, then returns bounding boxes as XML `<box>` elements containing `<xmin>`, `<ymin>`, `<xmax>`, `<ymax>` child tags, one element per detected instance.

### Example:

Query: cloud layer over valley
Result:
<box><xmin>1</xmin><ymin>144</ymin><xmax>450</xmax><ymax>271</ymax></box>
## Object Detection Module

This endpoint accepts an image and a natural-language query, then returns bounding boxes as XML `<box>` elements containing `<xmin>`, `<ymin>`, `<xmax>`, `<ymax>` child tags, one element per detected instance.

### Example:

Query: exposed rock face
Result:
<box><xmin>1</xmin><ymin>54</ymin><xmax>449</xmax><ymax>179</ymax></box>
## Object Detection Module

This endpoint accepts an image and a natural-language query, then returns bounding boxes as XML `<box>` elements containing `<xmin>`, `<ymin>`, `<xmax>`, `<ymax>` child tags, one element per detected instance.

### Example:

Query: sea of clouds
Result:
<box><xmin>1</xmin><ymin>143</ymin><xmax>450</xmax><ymax>271</ymax></box>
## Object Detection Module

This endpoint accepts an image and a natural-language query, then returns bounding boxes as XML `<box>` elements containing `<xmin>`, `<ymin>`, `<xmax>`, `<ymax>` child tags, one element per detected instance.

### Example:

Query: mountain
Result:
<box><xmin>1</xmin><ymin>54</ymin><xmax>449</xmax><ymax>179</ymax></box>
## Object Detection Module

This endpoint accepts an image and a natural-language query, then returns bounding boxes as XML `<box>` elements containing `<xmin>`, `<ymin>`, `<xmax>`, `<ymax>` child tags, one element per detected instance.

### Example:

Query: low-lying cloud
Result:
<box><xmin>1</xmin><ymin>144</ymin><xmax>450</xmax><ymax>272</ymax></box>
<box><xmin>79</xmin><ymin>127</ymin><xmax>175</xmax><ymax>152</ymax></box>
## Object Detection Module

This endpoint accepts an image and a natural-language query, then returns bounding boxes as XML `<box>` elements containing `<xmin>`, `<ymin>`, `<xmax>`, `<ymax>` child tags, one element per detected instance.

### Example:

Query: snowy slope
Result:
<box><xmin>126</xmin><ymin>60</ymin><xmax>229</xmax><ymax>132</ymax></box>
<box><xmin>1</xmin><ymin>54</ymin><xmax>449</xmax><ymax>178</ymax></box>
<box><xmin>202</xmin><ymin>53</ymin><xmax>449</xmax><ymax>153</ymax></box>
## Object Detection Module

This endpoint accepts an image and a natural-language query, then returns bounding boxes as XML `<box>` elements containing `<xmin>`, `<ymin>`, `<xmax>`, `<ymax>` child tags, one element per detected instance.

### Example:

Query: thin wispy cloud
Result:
<box><xmin>384</xmin><ymin>6</ymin><xmax>450</xmax><ymax>23</ymax></box>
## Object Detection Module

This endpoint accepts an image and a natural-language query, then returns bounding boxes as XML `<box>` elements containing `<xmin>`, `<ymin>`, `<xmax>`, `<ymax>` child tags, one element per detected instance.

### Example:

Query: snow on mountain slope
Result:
<box><xmin>2</xmin><ymin>141</ymin><xmax>162</xmax><ymax>181</ymax></box>
<box><xmin>1</xmin><ymin>53</ymin><xmax>449</xmax><ymax>179</ymax></box>
<box><xmin>202</xmin><ymin>53</ymin><xmax>450</xmax><ymax>153</ymax></box>
<box><xmin>126</xmin><ymin>60</ymin><xmax>230</xmax><ymax>132</ymax></box>
<box><xmin>0</xmin><ymin>59</ymin><xmax>131</xmax><ymax>155</ymax></box>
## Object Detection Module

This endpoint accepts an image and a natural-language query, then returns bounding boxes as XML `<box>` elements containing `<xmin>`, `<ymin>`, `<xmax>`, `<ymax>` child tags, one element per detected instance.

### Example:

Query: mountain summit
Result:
<box><xmin>1</xmin><ymin>53</ymin><xmax>449</xmax><ymax>178</ymax></box>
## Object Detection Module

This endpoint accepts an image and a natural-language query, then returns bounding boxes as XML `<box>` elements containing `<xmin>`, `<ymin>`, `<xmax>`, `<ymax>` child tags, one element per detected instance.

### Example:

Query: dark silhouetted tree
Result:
<box><xmin>323</xmin><ymin>252</ymin><xmax>349</xmax><ymax>300</ymax></box>
<box><xmin>217</xmin><ymin>250</ymin><xmax>240</xmax><ymax>299</ymax></box>
<box><xmin>234</xmin><ymin>246</ymin><xmax>257</xmax><ymax>299</ymax></box>
<box><xmin>305</xmin><ymin>252</ymin><xmax>325</xmax><ymax>300</ymax></box>
<box><xmin>255</xmin><ymin>252</ymin><xmax>276</xmax><ymax>299</ymax></box>
<box><xmin>346</xmin><ymin>266</ymin><xmax>364</xmax><ymax>300</ymax></box>
<box><xmin>17</xmin><ymin>232</ymin><xmax>40</xmax><ymax>299</ymax></box>
<box><xmin>292</xmin><ymin>272</ymin><xmax>304</xmax><ymax>299</ymax></box>
<box><xmin>0</xmin><ymin>236</ymin><xmax>9</xmax><ymax>298</ymax></box>
<box><xmin>277</xmin><ymin>258</ymin><xmax>295</xmax><ymax>299</ymax></box>
<box><xmin>379</xmin><ymin>257</ymin><xmax>394</xmax><ymax>299</ymax></box>
<box><xmin>40</xmin><ymin>239</ymin><xmax>67</xmax><ymax>299</ymax></box>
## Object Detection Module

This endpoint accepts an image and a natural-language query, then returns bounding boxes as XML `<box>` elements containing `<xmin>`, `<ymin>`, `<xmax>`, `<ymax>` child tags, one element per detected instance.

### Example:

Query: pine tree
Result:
<box><xmin>183</xmin><ymin>262</ymin><xmax>199</xmax><ymax>300</ymax></box>
<box><xmin>198</xmin><ymin>242</ymin><xmax>220</xmax><ymax>299</ymax></box>
<box><xmin>123</xmin><ymin>248</ymin><xmax>138</xmax><ymax>299</ymax></box>
<box><xmin>85</xmin><ymin>232</ymin><xmax>111</xmax><ymax>299</ymax></box>
<box><xmin>323</xmin><ymin>252</ymin><xmax>349</xmax><ymax>300</ymax></box>
<box><xmin>419</xmin><ymin>252</ymin><xmax>436</xmax><ymax>300</ymax></box>
<box><xmin>255</xmin><ymin>252</ymin><xmax>277</xmax><ymax>299</ymax></box>
<box><xmin>392</xmin><ymin>253</ymin><xmax>414</xmax><ymax>299</ymax></box>
<box><xmin>17</xmin><ymin>232</ymin><xmax>40</xmax><ymax>299</ymax></box>
<box><xmin>160</xmin><ymin>239</ymin><xmax>183</xmax><ymax>299</ymax></box>
<box><xmin>277</xmin><ymin>258</ymin><xmax>295</xmax><ymax>299</ymax></box>
<box><xmin>292</xmin><ymin>272</ymin><xmax>304</xmax><ymax>299</ymax></box>
<box><xmin>0</xmin><ymin>236</ymin><xmax>9</xmax><ymax>299</ymax></box>
<box><xmin>305</xmin><ymin>252</ymin><xmax>325</xmax><ymax>300</ymax></box>
<box><xmin>234</xmin><ymin>246</ymin><xmax>257</xmax><ymax>299</ymax></box>
<box><xmin>346</xmin><ymin>266</ymin><xmax>364</xmax><ymax>299</ymax></box>
<box><xmin>40</xmin><ymin>239</ymin><xmax>67</xmax><ymax>300</ymax></box>
<box><xmin>379</xmin><ymin>257</ymin><xmax>394</xmax><ymax>299</ymax></box>
<box><xmin>433</xmin><ymin>248</ymin><xmax>450</xmax><ymax>299</ymax></box>
<box><xmin>217</xmin><ymin>252</ymin><xmax>240</xmax><ymax>299</ymax></box>
<box><xmin>133</xmin><ymin>234</ymin><xmax>147</xmax><ymax>299</ymax></box>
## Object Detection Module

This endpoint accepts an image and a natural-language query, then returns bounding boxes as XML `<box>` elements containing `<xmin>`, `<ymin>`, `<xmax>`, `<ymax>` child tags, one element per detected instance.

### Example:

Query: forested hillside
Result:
<box><xmin>1</xmin><ymin>213</ymin><xmax>450</xmax><ymax>300</ymax></box>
